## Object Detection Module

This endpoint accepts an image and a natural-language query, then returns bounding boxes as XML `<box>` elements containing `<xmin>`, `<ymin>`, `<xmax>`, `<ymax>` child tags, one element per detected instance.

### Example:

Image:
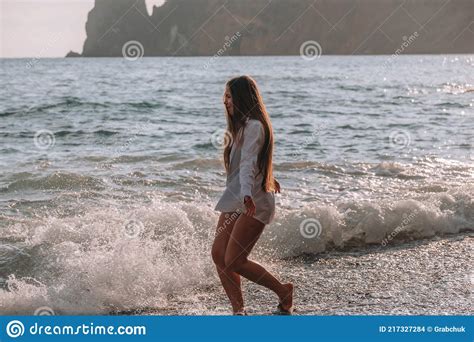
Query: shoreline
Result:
<box><xmin>115</xmin><ymin>232</ymin><xmax>473</xmax><ymax>316</ymax></box>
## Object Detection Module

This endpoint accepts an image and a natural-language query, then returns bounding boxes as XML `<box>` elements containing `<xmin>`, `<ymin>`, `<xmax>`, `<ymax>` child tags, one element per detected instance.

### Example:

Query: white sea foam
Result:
<box><xmin>1</xmin><ymin>187</ymin><xmax>472</xmax><ymax>314</ymax></box>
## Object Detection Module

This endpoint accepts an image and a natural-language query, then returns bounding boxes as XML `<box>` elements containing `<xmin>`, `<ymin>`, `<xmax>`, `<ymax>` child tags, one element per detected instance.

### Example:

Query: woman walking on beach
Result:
<box><xmin>212</xmin><ymin>75</ymin><xmax>294</xmax><ymax>315</ymax></box>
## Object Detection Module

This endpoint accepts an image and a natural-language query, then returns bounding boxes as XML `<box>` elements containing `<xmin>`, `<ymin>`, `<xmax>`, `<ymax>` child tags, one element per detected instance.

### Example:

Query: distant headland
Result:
<box><xmin>68</xmin><ymin>0</ymin><xmax>474</xmax><ymax>57</ymax></box>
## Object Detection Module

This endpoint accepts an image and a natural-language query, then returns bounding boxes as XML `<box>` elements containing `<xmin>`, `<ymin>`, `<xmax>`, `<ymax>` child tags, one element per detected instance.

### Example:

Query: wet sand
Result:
<box><xmin>121</xmin><ymin>232</ymin><xmax>473</xmax><ymax>316</ymax></box>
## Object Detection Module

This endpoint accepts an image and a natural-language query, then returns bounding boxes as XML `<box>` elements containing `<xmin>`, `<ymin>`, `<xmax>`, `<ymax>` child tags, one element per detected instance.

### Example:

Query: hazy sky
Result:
<box><xmin>0</xmin><ymin>0</ymin><xmax>165</xmax><ymax>58</ymax></box>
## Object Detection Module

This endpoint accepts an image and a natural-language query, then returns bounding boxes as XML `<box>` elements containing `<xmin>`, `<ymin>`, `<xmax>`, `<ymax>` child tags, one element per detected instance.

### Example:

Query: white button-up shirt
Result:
<box><xmin>214</xmin><ymin>119</ymin><xmax>276</xmax><ymax>225</ymax></box>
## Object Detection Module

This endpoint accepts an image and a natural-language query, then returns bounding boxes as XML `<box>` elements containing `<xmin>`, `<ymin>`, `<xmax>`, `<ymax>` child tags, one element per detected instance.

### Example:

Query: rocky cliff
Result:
<box><xmin>73</xmin><ymin>0</ymin><xmax>473</xmax><ymax>56</ymax></box>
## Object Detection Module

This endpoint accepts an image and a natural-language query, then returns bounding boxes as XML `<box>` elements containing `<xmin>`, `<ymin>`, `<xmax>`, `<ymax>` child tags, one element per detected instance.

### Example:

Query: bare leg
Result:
<box><xmin>211</xmin><ymin>212</ymin><xmax>244</xmax><ymax>313</ymax></box>
<box><xmin>224</xmin><ymin>214</ymin><xmax>293</xmax><ymax>310</ymax></box>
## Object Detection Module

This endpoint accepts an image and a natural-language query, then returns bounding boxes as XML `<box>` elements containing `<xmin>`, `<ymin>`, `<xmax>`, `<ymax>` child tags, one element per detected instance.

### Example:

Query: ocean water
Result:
<box><xmin>0</xmin><ymin>56</ymin><xmax>473</xmax><ymax>314</ymax></box>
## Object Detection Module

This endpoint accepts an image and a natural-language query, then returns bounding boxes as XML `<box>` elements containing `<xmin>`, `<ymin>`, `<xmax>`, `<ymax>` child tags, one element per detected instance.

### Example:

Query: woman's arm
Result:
<box><xmin>239</xmin><ymin>120</ymin><xmax>265</xmax><ymax>204</ymax></box>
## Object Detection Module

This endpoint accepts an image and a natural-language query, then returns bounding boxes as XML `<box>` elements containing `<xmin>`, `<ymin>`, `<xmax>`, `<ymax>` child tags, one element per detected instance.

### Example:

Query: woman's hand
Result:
<box><xmin>243</xmin><ymin>195</ymin><xmax>256</xmax><ymax>217</ymax></box>
<box><xmin>274</xmin><ymin>179</ymin><xmax>281</xmax><ymax>193</ymax></box>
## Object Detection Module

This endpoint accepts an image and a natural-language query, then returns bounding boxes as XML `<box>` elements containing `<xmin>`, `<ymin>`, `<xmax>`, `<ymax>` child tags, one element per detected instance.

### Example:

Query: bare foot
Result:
<box><xmin>233</xmin><ymin>309</ymin><xmax>247</xmax><ymax>315</ymax></box>
<box><xmin>232</xmin><ymin>305</ymin><xmax>246</xmax><ymax>315</ymax></box>
<box><xmin>278</xmin><ymin>283</ymin><xmax>294</xmax><ymax>312</ymax></box>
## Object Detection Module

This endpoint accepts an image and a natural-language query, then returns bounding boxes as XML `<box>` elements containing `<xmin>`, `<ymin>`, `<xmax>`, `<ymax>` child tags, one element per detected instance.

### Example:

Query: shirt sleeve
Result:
<box><xmin>239</xmin><ymin>120</ymin><xmax>265</xmax><ymax>203</ymax></box>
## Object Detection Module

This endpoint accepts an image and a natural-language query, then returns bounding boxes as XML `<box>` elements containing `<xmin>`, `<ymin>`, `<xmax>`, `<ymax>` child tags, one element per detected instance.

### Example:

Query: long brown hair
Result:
<box><xmin>223</xmin><ymin>75</ymin><xmax>278</xmax><ymax>193</ymax></box>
